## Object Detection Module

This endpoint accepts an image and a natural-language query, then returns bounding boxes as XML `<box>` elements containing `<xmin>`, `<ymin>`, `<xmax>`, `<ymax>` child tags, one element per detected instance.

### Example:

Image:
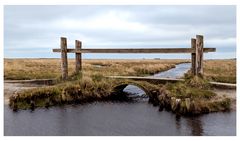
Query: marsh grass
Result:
<box><xmin>9</xmin><ymin>75</ymin><xmax>232</xmax><ymax>115</ymax></box>
<box><xmin>203</xmin><ymin>59</ymin><xmax>236</xmax><ymax>83</ymax></box>
<box><xmin>4</xmin><ymin>59</ymin><xmax>188</xmax><ymax>80</ymax></box>
<box><xmin>165</xmin><ymin>76</ymin><xmax>215</xmax><ymax>99</ymax></box>
<box><xmin>9</xmin><ymin>75</ymin><xmax>162</xmax><ymax>110</ymax></box>
<box><xmin>6</xmin><ymin>58</ymin><xmax>234</xmax><ymax>114</ymax></box>
<box><xmin>157</xmin><ymin>76</ymin><xmax>231</xmax><ymax>114</ymax></box>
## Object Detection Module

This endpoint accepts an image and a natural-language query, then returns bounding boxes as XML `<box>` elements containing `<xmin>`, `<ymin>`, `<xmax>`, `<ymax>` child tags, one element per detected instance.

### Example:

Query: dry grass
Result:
<box><xmin>4</xmin><ymin>59</ymin><xmax>63</xmax><ymax>80</ymax></box>
<box><xmin>157</xmin><ymin>76</ymin><xmax>232</xmax><ymax>115</ymax></box>
<box><xmin>203</xmin><ymin>59</ymin><xmax>236</xmax><ymax>83</ymax></box>
<box><xmin>4</xmin><ymin>59</ymin><xmax>188</xmax><ymax>80</ymax></box>
<box><xmin>6</xmin><ymin>58</ymin><xmax>235</xmax><ymax>114</ymax></box>
<box><xmin>9</xmin><ymin>76</ymin><xmax>161</xmax><ymax>110</ymax></box>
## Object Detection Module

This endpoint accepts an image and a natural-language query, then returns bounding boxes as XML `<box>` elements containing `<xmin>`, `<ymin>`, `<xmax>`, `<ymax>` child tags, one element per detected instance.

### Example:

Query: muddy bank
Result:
<box><xmin>212</xmin><ymin>88</ymin><xmax>236</xmax><ymax>110</ymax></box>
<box><xmin>4</xmin><ymin>82</ymin><xmax>45</xmax><ymax>105</ymax></box>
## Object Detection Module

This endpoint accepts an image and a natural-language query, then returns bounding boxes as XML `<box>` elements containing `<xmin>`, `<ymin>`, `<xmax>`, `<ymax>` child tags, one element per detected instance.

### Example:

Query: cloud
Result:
<box><xmin>4</xmin><ymin>5</ymin><xmax>236</xmax><ymax>59</ymax></box>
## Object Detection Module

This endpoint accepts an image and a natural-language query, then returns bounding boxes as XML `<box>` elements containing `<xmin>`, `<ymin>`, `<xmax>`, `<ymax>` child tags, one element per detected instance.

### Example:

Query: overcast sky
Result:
<box><xmin>4</xmin><ymin>5</ymin><xmax>236</xmax><ymax>59</ymax></box>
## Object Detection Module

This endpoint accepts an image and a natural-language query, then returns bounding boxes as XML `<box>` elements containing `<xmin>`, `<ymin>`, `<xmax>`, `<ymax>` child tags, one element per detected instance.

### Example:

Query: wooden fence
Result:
<box><xmin>53</xmin><ymin>35</ymin><xmax>216</xmax><ymax>80</ymax></box>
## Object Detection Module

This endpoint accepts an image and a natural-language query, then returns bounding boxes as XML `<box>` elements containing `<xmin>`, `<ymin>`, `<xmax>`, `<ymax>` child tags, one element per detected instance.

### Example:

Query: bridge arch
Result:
<box><xmin>111</xmin><ymin>80</ymin><xmax>163</xmax><ymax>105</ymax></box>
<box><xmin>112</xmin><ymin>81</ymin><xmax>152</xmax><ymax>95</ymax></box>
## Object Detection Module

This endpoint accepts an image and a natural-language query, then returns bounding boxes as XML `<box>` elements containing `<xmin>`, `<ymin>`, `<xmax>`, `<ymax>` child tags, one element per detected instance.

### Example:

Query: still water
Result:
<box><xmin>4</xmin><ymin>63</ymin><xmax>236</xmax><ymax>136</ymax></box>
<box><xmin>152</xmin><ymin>63</ymin><xmax>191</xmax><ymax>78</ymax></box>
<box><xmin>4</xmin><ymin>103</ymin><xmax>236</xmax><ymax>136</ymax></box>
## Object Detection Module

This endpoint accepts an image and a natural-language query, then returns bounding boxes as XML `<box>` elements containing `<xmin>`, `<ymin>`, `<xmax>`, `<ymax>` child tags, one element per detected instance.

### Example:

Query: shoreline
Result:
<box><xmin>4</xmin><ymin>61</ymin><xmax>236</xmax><ymax>115</ymax></box>
<box><xmin>5</xmin><ymin>80</ymin><xmax>236</xmax><ymax>115</ymax></box>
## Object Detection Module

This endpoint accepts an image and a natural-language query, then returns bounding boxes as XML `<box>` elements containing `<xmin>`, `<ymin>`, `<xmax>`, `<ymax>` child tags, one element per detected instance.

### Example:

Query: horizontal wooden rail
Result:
<box><xmin>106</xmin><ymin>76</ymin><xmax>236</xmax><ymax>89</ymax></box>
<box><xmin>53</xmin><ymin>48</ymin><xmax>216</xmax><ymax>53</ymax></box>
<box><xmin>53</xmin><ymin>35</ymin><xmax>216</xmax><ymax>80</ymax></box>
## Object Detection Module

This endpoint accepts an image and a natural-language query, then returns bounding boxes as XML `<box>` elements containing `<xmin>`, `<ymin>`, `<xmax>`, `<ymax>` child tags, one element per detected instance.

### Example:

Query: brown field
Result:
<box><xmin>203</xmin><ymin>59</ymin><xmax>236</xmax><ymax>83</ymax></box>
<box><xmin>6</xmin><ymin>58</ymin><xmax>235</xmax><ymax>113</ymax></box>
<box><xmin>4</xmin><ymin>58</ymin><xmax>236</xmax><ymax>83</ymax></box>
<box><xmin>4</xmin><ymin>59</ymin><xmax>187</xmax><ymax>80</ymax></box>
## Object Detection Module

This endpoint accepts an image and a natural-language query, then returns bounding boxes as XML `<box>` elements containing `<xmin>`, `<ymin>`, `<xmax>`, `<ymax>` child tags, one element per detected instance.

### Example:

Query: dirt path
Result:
<box><xmin>4</xmin><ymin>82</ymin><xmax>45</xmax><ymax>105</ymax></box>
<box><xmin>212</xmin><ymin>88</ymin><xmax>236</xmax><ymax>110</ymax></box>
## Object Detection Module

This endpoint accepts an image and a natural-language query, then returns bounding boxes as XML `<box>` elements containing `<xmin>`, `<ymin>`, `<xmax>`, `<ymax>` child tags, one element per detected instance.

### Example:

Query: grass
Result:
<box><xmin>158</xmin><ymin>76</ymin><xmax>232</xmax><ymax>114</ymax></box>
<box><xmin>5</xmin><ymin>58</ymin><xmax>235</xmax><ymax>115</ymax></box>
<box><xmin>9</xmin><ymin>75</ymin><xmax>161</xmax><ymax>110</ymax></box>
<box><xmin>9</xmin><ymin>73</ymin><xmax>232</xmax><ymax>115</ymax></box>
<box><xmin>4</xmin><ymin>59</ymin><xmax>188</xmax><ymax>80</ymax></box>
<box><xmin>165</xmin><ymin>76</ymin><xmax>215</xmax><ymax>99</ymax></box>
<box><xmin>203</xmin><ymin>59</ymin><xmax>236</xmax><ymax>83</ymax></box>
<box><xmin>4</xmin><ymin>59</ymin><xmax>236</xmax><ymax>84</ymax></box>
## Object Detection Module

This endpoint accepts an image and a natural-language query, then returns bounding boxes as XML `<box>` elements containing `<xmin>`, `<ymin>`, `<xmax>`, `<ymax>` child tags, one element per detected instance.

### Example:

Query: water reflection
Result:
<box><xmin>123</xmin><ymin>85</ymin><xmax>149</xmax><ymax>101</ymax></box>
<box><xmin>153</xmin><ymin>63</ymin><xmax>191</xmax><ymax>78</ymax></box>
<box><xmin>175</xmin><ymin>115</ymin><xmax>181</xmax><ymax>130</ymax></box>
<box><xmin>4</xmin><ymin>63</ymin><xmax>235</xmax><ymax>136</ymax></box>
<box><xmin>186</xmin><ymin>117</ymin><xmax>203</xmax><ymax>136</ymax></box>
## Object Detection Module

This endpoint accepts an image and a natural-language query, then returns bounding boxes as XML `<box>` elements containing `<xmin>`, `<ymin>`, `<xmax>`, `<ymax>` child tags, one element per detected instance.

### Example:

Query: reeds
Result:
<box><xmin>203</xmin><ymin>59</ymin><xmax>236</xmax><ymax>83</ymax></box>
<box><xmin>9</xmin><ymin>75</ymin><xmax>232</xmax><ymax>115</ymax></box>
<box><xmin>6</xmin><ymin>59</ymin><xmax>234</xmax><ymax>115</ymax></box>
<box><xmin>8</xmin><ymin>75</ymin><xmax>161</xmax><ymax>110</ymax></box>
<box><xmin>4</xmin><ymin>59</ymin><xmax>188</xmax><ymax>80</ymax></box>
<box><xmin>154</xmin><ymin>76</ymin><xmax>232</xmax><ymax>115</ymax></box>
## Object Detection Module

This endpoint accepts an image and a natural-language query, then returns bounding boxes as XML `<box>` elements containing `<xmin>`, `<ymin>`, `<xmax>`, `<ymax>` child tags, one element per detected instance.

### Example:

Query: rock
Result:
<box><xmin>171</xmin><ymin>97</ymin><xmax>176</xmax><ymax>110</ymax></box>
<box><xmin>159</xmin><ymin>105</ymin><xmax>164</xmax><ymax>111</ymax></box>
<box><xmin>175</xmin><ymin>98</ymin><xmax>181</xmax><ymax>111</ymax></box>
<box><xmin>189</xmin><ymin>100</ymin><xmax>197</xmax><ymax>114</ymax></box>
<box><xmin>158</xmin><ymin>95</ymin><xmax>165</xmax><ymax>105</ymax></box>
<box><xmin>45</xmin><ymin>98</ymin><xmax>50</xmax><ymax>108</ymax></box>
<box><xmin>180</xmin><ymin>101</ymin><xmax>187</xmax><ymax>114</ymax></box>
<box><xmin>185</xmin><ymin>98</ymin><xmax>191</xmax><ymax>112</ymax></box>
<box><xmin>13</xmin><ymin>103</ymin><xmax>18</xmax><ymax>112</ymax></box>
<box><xmin>171</xmin><ymin>97</ymin><xmax>181</xmax><ymax>111</ymax></box>
<box><xmin>30</xmin><ymin>100</ymin><xmax>35</xmax><ymax>111</ymax></box>
<box><xmin>61</xmin><ymin>91</ymin><xmax>66</xmax><ymax>102</ymax></box>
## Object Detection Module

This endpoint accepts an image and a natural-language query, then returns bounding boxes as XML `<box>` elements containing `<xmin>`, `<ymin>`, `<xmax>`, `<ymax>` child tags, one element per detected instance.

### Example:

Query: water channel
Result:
<box><xmin>4</xmin><ymin>63</ymin><xmax>236</xmax><ymax>136</ymax></box>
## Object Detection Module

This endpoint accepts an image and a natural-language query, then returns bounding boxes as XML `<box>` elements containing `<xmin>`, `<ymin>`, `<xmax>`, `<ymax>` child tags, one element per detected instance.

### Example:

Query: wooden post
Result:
<box><xmin>196</xmin><ymin>35</ymin><xmax>204</xmax><ymax>76</ymax></box>
<box><xmin>61</xmin><ymin>37</ymin><xmax>68</xmax><ymax>80</ymax></box>
<box><xmin>75</xmin><ymin>40</ymin><xmax>82</xmax><ymax>73</ymax></box>
<box><xmin>191</xmin><ymin>38</ymin><xmax>197</xmax><ymax>75</ymax></box>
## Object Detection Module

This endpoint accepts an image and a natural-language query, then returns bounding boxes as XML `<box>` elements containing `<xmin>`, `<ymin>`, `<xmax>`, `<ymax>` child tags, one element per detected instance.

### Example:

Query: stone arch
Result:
<box><xmin>112</xmin><ymin>81</ymin><xmax>150</xmax><ymax>95</ymax></box>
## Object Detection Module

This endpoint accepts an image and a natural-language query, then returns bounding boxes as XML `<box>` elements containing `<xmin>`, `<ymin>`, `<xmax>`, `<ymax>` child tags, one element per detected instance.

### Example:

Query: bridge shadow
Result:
<box><xmin>111</xmin><ymin>80</ymin><xmax>162</xmax><ymax>105</ymax></box>
<box><xmin>112</xmin><ymin>82</ymin><xmax>150</xmax><ymax>96</ymax></box>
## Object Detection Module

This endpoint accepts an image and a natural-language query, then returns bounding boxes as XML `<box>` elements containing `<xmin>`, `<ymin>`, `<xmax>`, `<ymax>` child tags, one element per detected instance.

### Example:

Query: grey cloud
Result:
<box><xmin>4</xmin><ymin>5</ymin><xmax>236</xmax><ymax>59</ymax></box>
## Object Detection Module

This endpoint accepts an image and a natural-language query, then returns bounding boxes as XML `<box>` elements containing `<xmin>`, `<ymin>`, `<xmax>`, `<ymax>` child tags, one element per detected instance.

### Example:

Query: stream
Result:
<box><xmin>4</xmin><ymin>63</ymin><xmax>236</xmax><ymax>136</ymax></box>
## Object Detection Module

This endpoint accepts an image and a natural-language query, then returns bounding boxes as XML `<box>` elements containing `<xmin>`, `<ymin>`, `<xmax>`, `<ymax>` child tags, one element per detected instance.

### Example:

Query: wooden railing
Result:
<box><xmin>53</xmin><ymin>35</ymin><xmax>216</xmax><ymax>80</ymax></box>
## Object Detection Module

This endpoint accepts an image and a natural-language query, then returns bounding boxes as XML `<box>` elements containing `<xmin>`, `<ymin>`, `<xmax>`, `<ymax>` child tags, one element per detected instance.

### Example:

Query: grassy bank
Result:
<box><xmin>156</xmin><ymin>76</ymin><xmax>231</xmax><ymax>115</ymax></box>
<box><xmin>9</xmin><ymin>74</ymin><xmax>232</xmax><ymax>115</ymax></box>
<box><xmin>9</xmin><ymin>76</ymin><xmax>160</xmax><ymax>110</ymax></box>
<box><xmin>6</xmin><ymin>58</ymin><xmax>235</xmax><ymax>115</ymax></box>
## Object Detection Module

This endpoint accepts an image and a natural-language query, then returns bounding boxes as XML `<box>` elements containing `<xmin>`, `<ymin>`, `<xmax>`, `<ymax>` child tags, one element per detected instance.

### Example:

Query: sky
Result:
<box><xmin>4</xmin><ymin>5</ymin><xmax>236</xmax><ymax>59</ymax></box>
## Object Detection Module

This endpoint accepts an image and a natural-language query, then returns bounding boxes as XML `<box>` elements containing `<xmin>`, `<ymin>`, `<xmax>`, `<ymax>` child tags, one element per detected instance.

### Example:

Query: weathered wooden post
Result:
<box><xmin>75</xmin><ymin>40</ymin><xmax>82</xmax><ymax>73</ymax></box>
<box><xmin>61</xmin><ymin>37</ymin><xmax>68</xmax><ymax>80</ymax></box>
<box><xmin>191</xmin><ymin>38</ymin><xmax>197</xmax><ymax>75</ymax></box>
<box><xmin>196</xmin><ymin>35</ymin><xmax>204</xmax><ymax>76</ymax></box>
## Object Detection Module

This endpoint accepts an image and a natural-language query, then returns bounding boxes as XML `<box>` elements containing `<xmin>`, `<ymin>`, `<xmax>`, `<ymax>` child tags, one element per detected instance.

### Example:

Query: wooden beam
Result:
<box><xmin>60</xmin><ymin>37</ymin><xmax>68</xmax><ymax>80</ymax></box>
<box><xmin>75</xmin><ymin>40</ymin><xmax>82</xmax><ymax>73</ymax></box>
<box><xmin>196</xmin><ymin>35</ymin><xmax>204</xmax><ymax>76</ymax></box>
<box><xmin>106</xmin><ymin>76</ymin><xmax>236</xmax><ymax>89</ymax></box>
<box><xmin>191</xmin><ymin>38</ymin><xmax>197</xmax><ymax>75</ymax></box>
<box><xmin>106</xmin><ymin>76</ymin><xmax>184</xmax><ymax>83</ymax></box>
<box><xmin>52</xmin><ymin>48</ymin><xmax>215</xmax><ymax>53</ymax></box>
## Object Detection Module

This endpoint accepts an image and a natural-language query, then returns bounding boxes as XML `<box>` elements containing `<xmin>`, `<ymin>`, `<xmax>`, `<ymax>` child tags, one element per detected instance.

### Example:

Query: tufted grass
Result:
<box><xmin>203</xmin><ymin>59</ymin><xmax>236</xmax><ymax>83</ymax></box>
<box><xmin>4</xmin><ymin>58</ymin><xmax>188</xmax><ymax>80</ymax></box>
